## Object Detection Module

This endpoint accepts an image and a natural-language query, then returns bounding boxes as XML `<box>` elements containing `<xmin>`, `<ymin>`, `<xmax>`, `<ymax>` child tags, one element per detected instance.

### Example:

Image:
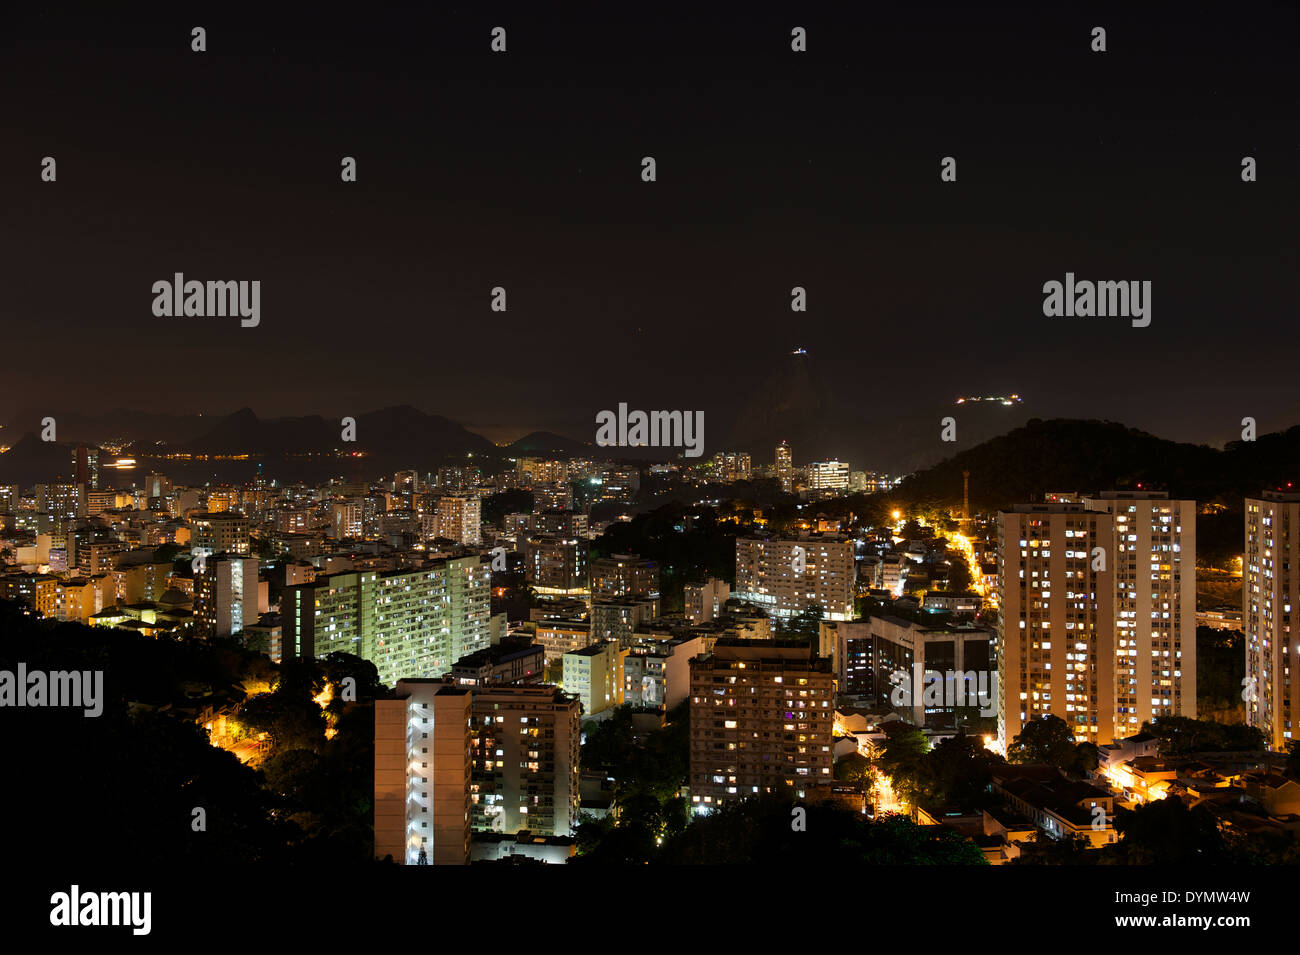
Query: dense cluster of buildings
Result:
<box><xmin>2</xmin><ymin>436</ymin><xmax>1294</xmax><ymax>865</ymax></box>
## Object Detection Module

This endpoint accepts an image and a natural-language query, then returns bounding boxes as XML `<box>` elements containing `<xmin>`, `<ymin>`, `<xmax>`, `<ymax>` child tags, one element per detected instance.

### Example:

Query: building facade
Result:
<box><xmin>284</xmin><ymin>555</ymin><xmax>491</xmax><ymax>686</ymax></box>
<box><xmin>733</xmin><ymin>535</ymin><xmax>855</xmax><ymax>620</ymax></box>
<box><xmin>1245</xmin><ymin>490</ymin><xmax>1300</xmax><ymax>749</ymax></box>
<box><xmin>775</xmin><ymin>442</ymin><xmax>793</xmax><ymax>493</ymax></box>
<box><xmin>470</xmin><ymin>685</ymin><xmax>581</xmax><ymax>837</ymax></box>
<box><xmin>194</xmin><ymin>554</ymin><xmax>259</xmax><ymax>639</ymax></box>
<box><xmin>688</xmin><ymin>639</ymin><xmax>835</xmax><ymax>810</ymax></box>
<box><xmin>562</xmin><ymin>641</ymin><xmax>627</xmax><ymax>717</ymax></box>
<box><xmin>437</xmin><ymin>495</ymin><xmax>482</xmax><ymax>546</ymax></box>
<box><xmin>997</xmin><ymin>494</ymin><xmax>1196</xmax><ymax>750</ymax></box>
<box><xmin>375</xmin><ymin>681</ymin><xmax>473</xmax><ymax>865</ymax></box>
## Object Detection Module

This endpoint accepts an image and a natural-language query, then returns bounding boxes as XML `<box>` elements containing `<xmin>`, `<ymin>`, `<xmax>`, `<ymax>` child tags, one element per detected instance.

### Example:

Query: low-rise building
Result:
<box><xmin>623</xmin><ymin>635</ymin><xmax>704</xmax><ymax>711</ymax></box>
<box><xmin>562</xmin><ymin>641</ymin><xmax>627</xmax><ymax>718</ymax></box>
<box><xmin>991</xmin><ymin>764</ymin><xmax>1117</xmax><ymax>848</ymax></box>
<box><xmin>450</xmin><ymin>637</ymin><xmax>545</xmax><ymax>687</ymax></box>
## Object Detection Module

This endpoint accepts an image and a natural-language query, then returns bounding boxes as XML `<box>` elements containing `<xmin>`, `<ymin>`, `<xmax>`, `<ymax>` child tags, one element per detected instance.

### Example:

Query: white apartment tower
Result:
<box><xmin>374</xmin><ymin>681</ymin><xmax>472</xmax><ymax>865</ymax></box>
<box><xmin>1245</xmin><ymin>490</ymin><xmax>1300</xmax><ymax>749</ymax></box>
<box><xmin>1084</xmin><ymin>491</ymin><xmax>1196</xmax><ymax>736</ymax></box>
<box><xmin>997</xmin><ymin>492</ymin><xmax>1195</xmax><ymax>751</ymax></box>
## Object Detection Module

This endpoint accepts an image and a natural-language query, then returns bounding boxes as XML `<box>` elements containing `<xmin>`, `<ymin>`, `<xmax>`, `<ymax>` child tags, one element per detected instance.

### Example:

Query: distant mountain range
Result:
<box><xmin>0</xmin><ymin>406</ymin><xmax>595</xmax><ymax>487</ymax></box>
<box><xmin>178</xmin><ymin>406</ymin><xmax>500</xmax><ymax>456</ymax></box>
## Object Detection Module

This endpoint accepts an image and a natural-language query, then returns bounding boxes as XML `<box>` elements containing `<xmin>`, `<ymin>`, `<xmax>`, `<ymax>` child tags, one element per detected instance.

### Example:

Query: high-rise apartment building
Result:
<box><xmin>733</xmin><ymin>535</ymin><xmax>855</xmax><ymax>620</ymax></box>
<box><xmin>533</xmin><ymin>510</ymin><xmax>587</xmax><ymax>538</ymax></box>
<box><xmin>711</xmin><ymin>451</ymin><xmax>752</xmax><ymax>483</ymax></box>
<box><xmin>688</xmin><ymin>639</ymin><xmax>834</xmax><ymax>811</ymax></box>
<box><xmin>598</xmin><ymin>467</ymin><xmax>640</xmax><ymax>501</ymax></box>
<box><xmin>144</xmin><ymin>473</ymin><xmax>170</xmax><ymax>500</ymax></box>
<box><xmin>283</xmin><ymin>555</ymin><xmax>491</xmax><ymax>686</ymax></box>
<box><xmin>470</xmin><ymin>685</ymin><xmax>581</xmax><ymax>837</ymax></box>
<box><xmin>998</xmin><ymin>503</ymin><xmax>1114</xmax><ymax>747</ymax></box>
<box><xmin>997</xmin><ymin>493</ymin><xmax>1195</xmax><ymax>750</ymax></box>
<box><xmin>436</xmin><ymin>495</ymin><xmax>482</xmax><ymax>545</ymax></box>
<box><xmin>190</xmin><ymin>511</ymin><xmax>251</xmax><ymax>556</ymax></box>
<box><xmin>516</xmin><ymin>458</ymin><xmax>569</xmax><ymax>486</ymax></box>
<box><xmin>821</xmin><ymin>616</ymin><xmax>994</xmax><ymax>729</ymax></box>
<box><xmin>0</xmin><ymin>574</ymin><xmax>58</xmax><ymax>618</ymax></box>
<box><xmin>331</xmin><ymin>499</ymin><xmax>365</xmax><ymax>539</ymax></box>
<box><xmin>1084</xmin><ymin>492</ymin><xmax>1196</xmax><ymax>736</ymax></box>
<box><xmin>1245</xmin><ymin>490</ymin><xmax>1300</xmax><ymax>749</ymax></box>
<box><xmin>775</xmin><ymin>442</ymin><xmax>793</xmax><ymax>493</ymax></box>
<box><xmin>535</xmin><ymin>620</ymin><xmax>591</xmax><ymax>664</ymax></box>
<box><xmin>533</xmin><ymin>484</ymin><xmax>572</xmax><ymax>511</ymax></box>
<box><xmin>449</xmin><ymin>637</ymin><xmax>545</xmax><ymax>687</ymax></box>
<box><xmin>624</xmin><ymin>635</ymin><xmax>704</xmax><ymax>710</ymax></box>
<box><xmin>205</xmin><ymin>488</ymin><xmax>236</xmax><ymax>513</ymax></box>
<box><xmin>85</xmin><ymin>489</ymin><xmax>118</xmax><ymax>515</ymax></box>
<box><xmin>392</xmin><ymin>470</ymin><xmax>421</xmax><ymax>494</ymax></box>
<box><xmin>525</xmin><ymin>535</ymin><xmax>589</xmax><ymax>596</ymax></box>
<box><xmin>73</xmin><ymin>445</ymin><xmax>99</xmax><ymax>490</ymax></box>
<box><xmin>36</xmin><ymin>483</ymin><xmax>84</xmax><ymax>544</ymax></box>
<box><xmin>374</xmin><ymin>681</ymin><xmax>473</xmax><ymax>865</ymax></box>
<box><xmin>194</xmin><ymin>555</ymin><xmax>260</xmax><ymax>639</ymax></box>
<box><xmin>55</xmin><ymin>575</ymin><xmax>111</xmax><ymax>623</ymax></box>
<box><xmin>589</xmin><ymin>596</ymin><xmax>660</xmax><ymax>648</ymax></box>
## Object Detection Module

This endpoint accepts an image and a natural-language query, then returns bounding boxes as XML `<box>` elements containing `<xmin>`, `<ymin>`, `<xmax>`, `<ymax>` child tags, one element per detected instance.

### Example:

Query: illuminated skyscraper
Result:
<box><xmin>775</xmin><ymin>441</ymin><xmax>793</xmax><ymax>493</ymax></box>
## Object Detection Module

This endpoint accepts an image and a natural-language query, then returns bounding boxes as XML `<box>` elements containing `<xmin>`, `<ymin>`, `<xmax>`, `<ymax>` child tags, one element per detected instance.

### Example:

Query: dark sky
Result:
<box><xmin>1</xmin><ymin>2</ymin><xmax>1296</xmax><ymax>451</ymax></box>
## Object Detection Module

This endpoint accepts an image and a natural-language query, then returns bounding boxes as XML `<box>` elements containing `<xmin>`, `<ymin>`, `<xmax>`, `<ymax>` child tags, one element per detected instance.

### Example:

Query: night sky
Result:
<box><xmin>2</xmin><ymin>2</ymin><xmax>1295</xmax><ymax>454</ymax></box>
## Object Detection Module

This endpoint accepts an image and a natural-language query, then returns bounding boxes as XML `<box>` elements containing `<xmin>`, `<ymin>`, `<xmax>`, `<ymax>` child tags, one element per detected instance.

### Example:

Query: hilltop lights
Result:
<box><xmin>955</xmin><ymin>394</ymin><xmax>1024</xmax><ymax>406</ymax></box>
